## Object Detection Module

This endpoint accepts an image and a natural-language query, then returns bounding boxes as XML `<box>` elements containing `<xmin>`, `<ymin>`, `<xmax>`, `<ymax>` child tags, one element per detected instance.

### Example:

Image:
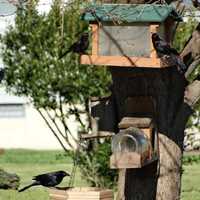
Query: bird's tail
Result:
<box><xmin>18</xmin><ymin>182</ymin><xmax>38</xmax><ymax>192</ymax></box>
<box><xmin>171</xmin><ymin>54</ymin><xmax>187</xmax><ymax>74</ymax></box>
<box><xmin>59</xmin><ymin>48</ymin><xmax>71</xmax><ymax>59</ymax></box>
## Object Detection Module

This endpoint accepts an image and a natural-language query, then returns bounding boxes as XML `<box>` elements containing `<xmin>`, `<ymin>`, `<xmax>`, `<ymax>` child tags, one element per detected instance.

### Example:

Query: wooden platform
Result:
<box><xmin>81</xmin><ymin>131</ymin><xmax>115</xmax><ymax>139</ymax></box>
<box><xmin>118</xmin><ymin>117</ymin><xmax>152</xmax><ymax>129</ymax></box>
<box><xmin>49</xmin><ymin>187</ymin><xmax>113</xmax><ymax>200</ymax></box>
<box><xmin>110</xmin><ymin>152</ymin><xmax>158</xmax><ymax>169</ymax></box>
<box><xmin>80</xmin><ymin>55</ymin><xmax>162</xmax><ymax>68</ymax></box>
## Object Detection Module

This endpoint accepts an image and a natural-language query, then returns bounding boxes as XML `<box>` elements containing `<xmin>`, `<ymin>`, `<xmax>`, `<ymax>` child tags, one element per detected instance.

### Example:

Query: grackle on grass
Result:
<box><xmin>18</xmin><ymin>170</ymin><xmax>70</xmax><ymax>192</ymax></box>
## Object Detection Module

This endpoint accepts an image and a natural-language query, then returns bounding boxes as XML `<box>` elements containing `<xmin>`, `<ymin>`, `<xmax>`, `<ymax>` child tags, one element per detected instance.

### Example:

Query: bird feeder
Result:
<box><xmin>110</xmin><ymin>120</ymin><xmax>158</xmax><ymax>169</ymax></box>
<box><xmin>81</xmin><ymin>4</ymin><xmax>181</xmax><ymax>68</ymax></box>
<box><xmin>49</xmin><ymin>187</ymin><xmax>113</xmax><ymax>200</ymax></box>
<box><xmin>110</xmin><ymin>114</ymin><xmax>158</xmax><ymax>169</ymax></box>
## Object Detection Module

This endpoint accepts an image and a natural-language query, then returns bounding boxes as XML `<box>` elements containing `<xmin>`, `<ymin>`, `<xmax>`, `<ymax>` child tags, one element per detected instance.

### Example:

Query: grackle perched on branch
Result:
<box><xmin>152</xmin><ymin>33</ymin><xmax>187</xmax><ymax>74</ymax></box>
<box><xmin>18</xmin><ymin>170</ymin><xmax>70</xmax><ymax>192</ymax></box>
<box><xmin>59</xmin><ymin>32</ymin><xmax>89</xmax><ymax>59</ymax></box>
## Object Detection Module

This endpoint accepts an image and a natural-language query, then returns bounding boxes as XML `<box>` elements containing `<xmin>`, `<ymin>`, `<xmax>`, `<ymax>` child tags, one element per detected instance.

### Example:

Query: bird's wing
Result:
<box><xmin>33</xmin><ymin>172</ymin><xmax>58</xmax><ymax>186</ymax></box>
<box><xmin>155</xmin><ymin>40</ymin><xmax>179</xmax><ymax>55</ymax></box>
<box><xmin>33</xmin><ymin>173</ymin><xmax>51</xmax><ymax>181</ymax></box>
<box><xmin>171</xmin><ymin>54</ymin><xmax>187</xmax><ymax>74</ymax></box>
<box><xmin>168</xmin><ymin>46</ymin><xmax>179</xmax><ymax>55</ymax></box>
<box><xmin>160</xmin><ymin>40</ymin><xmax>179</xmax><ymax>54</ymax></box>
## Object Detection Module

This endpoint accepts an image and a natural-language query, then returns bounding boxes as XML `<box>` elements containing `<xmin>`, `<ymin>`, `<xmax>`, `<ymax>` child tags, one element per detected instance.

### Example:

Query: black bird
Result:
<box><xmin>152</xmin><ymin>33</ymin><xmax>187</xmax><ymax>74</ymax></box>
<box><xmin>59</xmin><ymin>32</ymin><xmax>89</xmax><ymax>59</ymax></box>
<box><xmin>18</xmin><ymin>170</ymin><xmax>70</xmax><ymax>192</ymax></box>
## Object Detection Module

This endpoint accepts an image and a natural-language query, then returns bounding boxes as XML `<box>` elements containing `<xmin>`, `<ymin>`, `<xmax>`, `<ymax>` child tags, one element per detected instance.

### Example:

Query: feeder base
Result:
<box><xmin>49</xmin><ymin>187</ymin><xmax>113</xmax><ymax>200</ymax></box>
<box><xmin>110</xmin><ymin>152</ymin><xmax>158</xmax><ymax>169</ymax></box>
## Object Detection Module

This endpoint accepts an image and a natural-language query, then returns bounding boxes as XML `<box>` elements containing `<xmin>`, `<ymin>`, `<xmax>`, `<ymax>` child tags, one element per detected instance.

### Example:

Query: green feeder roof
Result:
<box><xmin>82</xmin><ymin>4</ymin><xmax>182</xmax><ymax>23</ymax></box>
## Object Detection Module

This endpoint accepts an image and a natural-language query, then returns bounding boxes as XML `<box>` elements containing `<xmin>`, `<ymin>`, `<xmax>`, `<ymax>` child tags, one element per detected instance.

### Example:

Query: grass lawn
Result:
<box><xmin>0</xmin><ymin>150</ymin><xmax>88</xmax><ymax>200</ymax></box>
<box><xmin>0</xmin><ymin>149</ymin><xmax>200</xmax><ymax>200</ymax></box>
<box><xmin>181</xmin><ymin>164</ymin><xmax>200</xmax><ymax>200</ymax></box>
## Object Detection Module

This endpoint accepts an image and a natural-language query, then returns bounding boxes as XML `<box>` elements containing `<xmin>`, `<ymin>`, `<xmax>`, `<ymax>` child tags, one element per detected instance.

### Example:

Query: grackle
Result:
<box><xmin>59</xmin><ymin>32</ymin><xmax>89</xmax><ymax>59</ymax></box>
<box><xmin>18</xmin><ymin>170</ymin><xmax>70</xmax><ymax>192</ymax></box>
<box><xmin>152</xmin><ymin>33</ymin><xmax>187</xmax><ymax>74</ymax></box>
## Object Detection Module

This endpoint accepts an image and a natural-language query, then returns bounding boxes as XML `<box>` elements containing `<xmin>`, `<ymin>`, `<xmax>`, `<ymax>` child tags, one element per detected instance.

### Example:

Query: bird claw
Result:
<box><xmin>54</xmin><ymin>186</ymin><xmax>73</xmax><ymax>190</ymax></box>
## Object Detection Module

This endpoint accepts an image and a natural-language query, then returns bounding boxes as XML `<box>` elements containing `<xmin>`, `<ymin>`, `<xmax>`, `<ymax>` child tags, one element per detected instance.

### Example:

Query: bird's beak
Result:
<box><xmin>65</xmin><ymin>172</ymin><xmax>71</xmax><ymax>177</ymax></box>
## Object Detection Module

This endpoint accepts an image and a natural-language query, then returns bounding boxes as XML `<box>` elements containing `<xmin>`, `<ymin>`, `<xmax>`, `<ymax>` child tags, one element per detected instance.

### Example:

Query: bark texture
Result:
<box><xmin>110</xmin><ymin>67</ymin><xmax>191</xmax><ymax>200</ymax></box>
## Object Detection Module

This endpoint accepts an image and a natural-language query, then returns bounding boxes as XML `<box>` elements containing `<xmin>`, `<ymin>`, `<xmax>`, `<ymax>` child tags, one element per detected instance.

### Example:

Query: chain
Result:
<box><xmin>68</xmin><ymin>137</ymin><xmax>83</xmax><ymax>187</ymax></box>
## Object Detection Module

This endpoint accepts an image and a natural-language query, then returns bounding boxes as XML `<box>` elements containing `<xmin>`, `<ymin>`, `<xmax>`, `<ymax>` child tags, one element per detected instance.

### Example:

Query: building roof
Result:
<box><xmin>82</xmin><ymin>4</ymin><xmax>182</xmax><ymax>23</ymax></box>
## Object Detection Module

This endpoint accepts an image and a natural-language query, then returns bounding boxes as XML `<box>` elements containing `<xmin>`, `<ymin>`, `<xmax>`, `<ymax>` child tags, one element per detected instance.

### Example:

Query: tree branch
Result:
<box><xmin>71</xmin><ymin>104</ymin><xmax>87</xmax><ymax>131</ymax></box>
<box><xmin>37</xmin><ymin>108</ymin><xmax>68</xmax><ymax>152</ymax></box>
<box><xmin>181</xmin><ymin>23</ymin><xmax>200</xmax><ymax>62</ymax></box>
<box><xmin>184</xmin><ymin>56</ymin><xmax>200</xmax><ymax>78</ymax></box>
<box><xmin>45</xmin><ymin>109</ymin><xmax>67</xmax><ymax>141</ymax></box>
<box><xmin>173</xmin><ymin>80</ymin><xmax>200</xmax><ymax>134</ymax></box>
<box><xmin>58</xmin><ymin>96</ymin><xmax>78</xmax><ymax>144</ymax></box>
<box><xmin>184</xmin><ymin>80</ymin><xmax>200</xmax><ymax>107</ymax></box>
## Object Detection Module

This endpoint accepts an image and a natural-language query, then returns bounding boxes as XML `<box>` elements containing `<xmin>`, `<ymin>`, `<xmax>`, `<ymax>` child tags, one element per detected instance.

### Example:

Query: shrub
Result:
<box><xmin>74</xmin><ymin>140</ymin><xmax>118</xmax><ymax>189</ymax></box>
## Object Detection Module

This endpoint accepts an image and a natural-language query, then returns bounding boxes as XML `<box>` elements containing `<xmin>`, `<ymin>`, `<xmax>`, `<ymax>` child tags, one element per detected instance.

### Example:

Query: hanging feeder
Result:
<box><xmin>81</xmin><ymin>4</ymin><xmax>182</xmax><ymax>68</ymax></box>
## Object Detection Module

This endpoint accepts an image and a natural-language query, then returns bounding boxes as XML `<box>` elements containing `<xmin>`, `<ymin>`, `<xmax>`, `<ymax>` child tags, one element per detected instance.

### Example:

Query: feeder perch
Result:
<box><xmin>49</xmin><ymin>187</ymin><xmax>113</xmax><ymax>200</ymax></box>
<box><xmin>110</xmin><ymin>126</ymin><xmax>158</xmax><ymax>169</ymax></box>
<box><xmin>80</xmin><ymin>131</ymin><xmax>115</xmax><ymax>139</ymax></box>
<box><xmin>81</xmin><ymin>4</ymin><xmax>182</xmax><ymax>68</ymax></box>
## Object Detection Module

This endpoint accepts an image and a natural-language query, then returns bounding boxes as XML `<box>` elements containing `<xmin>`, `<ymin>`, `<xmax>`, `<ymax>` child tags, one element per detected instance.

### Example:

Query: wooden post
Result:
<box><xmin>91</xmin><ymin>24</ymin><xmax>99</xmax><ymax>55</ymax></box>
<box><xmin>116</xmin><ymin>169</ymin><xmax>126</xmax><ymax>200</ymax></box>
<box><xmin>150</xmin><ymin>24</ymin><xmax>159</xmax><ymax>59</ymax></box>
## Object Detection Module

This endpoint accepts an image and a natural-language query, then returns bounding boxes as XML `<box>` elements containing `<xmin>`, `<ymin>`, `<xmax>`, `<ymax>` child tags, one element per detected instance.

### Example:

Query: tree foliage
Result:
<box><xmin>0</xmin><ymin>0</ymin><xmax>111</xmax><ymax>149</ymax></box>
<box><xmin>75</xmin><ymin>140</ymin><xmax>117</xmax><ymax>188</ymax></box>
<box><xmin>174</xmin><ymin>18</ymin><xmax>198</xmax><ymax>52</ymax></box>
<box><xmin>173</xmin><ymin>18</ymin><xmax>200</xmax><ymax>132</ymax></box>
<box><xmin>0</xmin><ymin>0</ymin><xmax>113</xmax><ymax>188</ymax></box>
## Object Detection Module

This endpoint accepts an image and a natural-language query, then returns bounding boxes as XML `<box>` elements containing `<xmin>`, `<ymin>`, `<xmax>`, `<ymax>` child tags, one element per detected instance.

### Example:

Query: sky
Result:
<box><xmin>0</xmin><ymin>0</ymin><xmax>53</xmax><ymax>33</ymax></box>
<box><xmin>0</xmin><ymin>0</ymin><xmax>54</xmax><ymax>68</ymax></box>
<box><xmin>0</xmin><ymin>0</ymin><xmax>15</xmax><ymax>34</ymax></box>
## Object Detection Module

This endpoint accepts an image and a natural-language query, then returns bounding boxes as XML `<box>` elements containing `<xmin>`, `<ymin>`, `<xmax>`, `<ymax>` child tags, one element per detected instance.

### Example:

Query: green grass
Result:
<box><xmin>0</xmin><ymin>149</ymin><xmax>88</xmax><ymax>200</ymax></box>
<box><xmin>0</xmin><ymin>149</ymin><xmax>72</xmax><ymax>164</ymax></box>
<box><xmin>181</xmin><ymin>164</ymin><xmax>200</xmax><ymax>200</ymax></box>
<box><xmin>0</xmin><ymin>149</ymin><xmax>200</xmax><ymax>200</ymax></box>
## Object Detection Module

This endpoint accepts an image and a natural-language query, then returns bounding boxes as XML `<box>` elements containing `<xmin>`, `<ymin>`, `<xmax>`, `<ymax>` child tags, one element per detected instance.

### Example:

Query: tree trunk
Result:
<box><xmin>110</xmin><ymin>66</ymin><xmax>193</xmax><ymax>200</ymax></box>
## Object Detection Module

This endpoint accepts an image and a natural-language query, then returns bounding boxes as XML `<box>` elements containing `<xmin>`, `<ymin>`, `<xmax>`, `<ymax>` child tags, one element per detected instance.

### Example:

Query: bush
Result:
<box><xmin>182</xmin><ymin>155</ymin><xmax>200</xmax><ymax>165</ymax></box>
<box><xmin>0</xmin><ymin>169</ymin><xmax>20</xmax><ymax>190</ymax></box>
<box><xmin>74</xmin><ymin>140</ymin><xmax>118</xmax><ymax>189</ymax></box>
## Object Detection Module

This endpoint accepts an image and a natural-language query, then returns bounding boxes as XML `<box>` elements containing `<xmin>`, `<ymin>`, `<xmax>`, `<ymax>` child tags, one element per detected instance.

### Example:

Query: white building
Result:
<box><xmin>0</xmin><ymin>0</ymin><xmax>79</xmax><ymax>150</ymax></box>
<box><xmin>0</xmin><ymin>88</ymin><xmax>81</xmax><ymax>150</ymax></box>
